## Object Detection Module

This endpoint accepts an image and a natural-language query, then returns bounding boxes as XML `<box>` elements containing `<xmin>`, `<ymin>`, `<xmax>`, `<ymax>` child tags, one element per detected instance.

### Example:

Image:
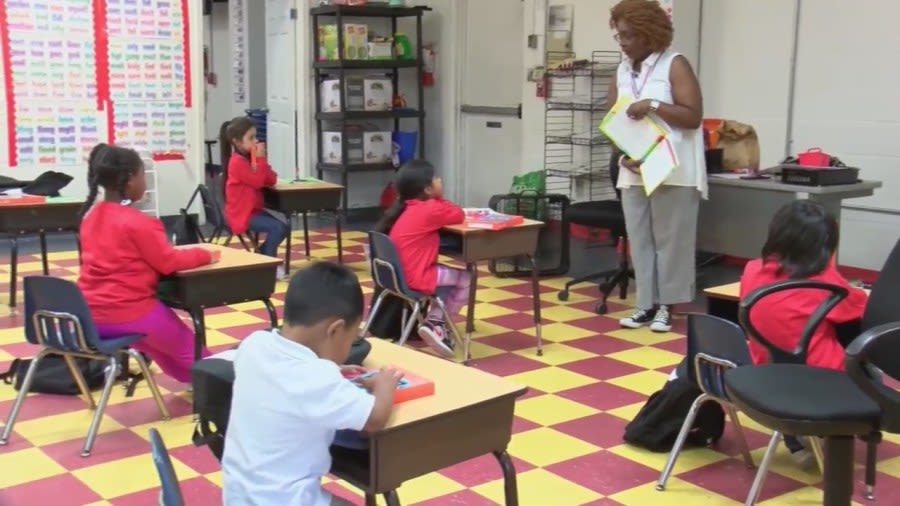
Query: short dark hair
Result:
<box><xmin>761</xmin><ymin>200</ymin><xmax>839</xmax><ymax>278</ymax></box>
<box><xmin>283</xmin><ymin>262</ymin><xmax>364</xmax><ymax>326</ymax></box>
<box><xmin>219</xmin><ymin>116</ymin><xmax>256</xmax><ymax>183</ymax></box>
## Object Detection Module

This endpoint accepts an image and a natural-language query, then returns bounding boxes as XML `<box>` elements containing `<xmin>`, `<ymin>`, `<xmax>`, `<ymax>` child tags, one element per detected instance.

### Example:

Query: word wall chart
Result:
<box><xmin>3</xmin><ymin>0</ymin><xmax>102</xmax><ymax>166</ymax></box>
<box><xmin>105</xmin><ymin>0</ymin><xmax>188</xmax><ymax>152</ymax></box>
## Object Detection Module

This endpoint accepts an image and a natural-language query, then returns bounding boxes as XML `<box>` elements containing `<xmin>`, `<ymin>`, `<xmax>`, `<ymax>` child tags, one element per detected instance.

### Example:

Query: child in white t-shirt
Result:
<box><xmin>222</xmin><ymin>262</ymin><xmax>403</xmax><ymax>506</ymax></box>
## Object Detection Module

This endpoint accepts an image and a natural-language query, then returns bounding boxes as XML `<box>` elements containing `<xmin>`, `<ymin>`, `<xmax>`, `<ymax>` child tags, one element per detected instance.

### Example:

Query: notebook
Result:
<box><xmin>342</xmin><ymin>368</ymin><xmax>435</xmax><ymax>404</ymax></box>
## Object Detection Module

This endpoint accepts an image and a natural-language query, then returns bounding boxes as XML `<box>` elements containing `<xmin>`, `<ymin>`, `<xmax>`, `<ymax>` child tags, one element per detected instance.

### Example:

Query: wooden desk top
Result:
<box><xmin>173</xmin><ymin>244</ymin><xmax>281</xmax><ymax>277</ymax></box>
<box><xmin>442</xmin><ymin>218</ymin><xmax>544</xmax><ymax>235</ymax></box>
<box><xmin>704</xmin><ymin>282</ymin><xmax>740</xmax><ymax>301</ymax></box>
<box><xmin>0</xmin><ymin>198</ymin><xmax>83</xmax><ymax>209</ymax></box>
<box><xmin>364</xmin><ymin>339</ymin><xmax>527</xmax><ymax>430</ymax></box>
<box><xmin>270</xmin><ymin>180</ymin><xmax>344</xmax><ymax>192</ymax></box>
<box><xmin>703</xmin><ymin>281</ymin><xmax>870</xmax><ymax>302</ymax></box>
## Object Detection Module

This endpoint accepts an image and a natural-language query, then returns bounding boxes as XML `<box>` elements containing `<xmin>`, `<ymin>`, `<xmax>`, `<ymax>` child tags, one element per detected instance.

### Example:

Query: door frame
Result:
<box><xmin>294</xmin><ymin>0</ymin><xmax>314</xmax><ymax>178</ymax></box>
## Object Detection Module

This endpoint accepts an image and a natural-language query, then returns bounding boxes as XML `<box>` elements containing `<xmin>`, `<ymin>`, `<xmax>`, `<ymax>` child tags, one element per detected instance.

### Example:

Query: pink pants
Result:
<box><xmin>95</xmin><ymin>301</ymin><xmax>209</xmax><ymax>383</ymax></box>
<box><xmin>428</xmin><ymin>265</ymin><xmax>471</xmax><ymax>322</ymax></box>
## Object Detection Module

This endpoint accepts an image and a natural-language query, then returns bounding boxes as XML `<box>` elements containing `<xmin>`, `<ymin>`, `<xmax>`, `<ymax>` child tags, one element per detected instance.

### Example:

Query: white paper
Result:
<box><xmin>209</xmin><ymin>349</ymin><xmax>237</xmax><ymax>362</ymax></box>
<box><xmin>600</xmin><ymin>107</ymin><xmax>667</xmax><ymax>161</ymax></box>
<box><xmin>640</xmin><ymin>138</ymin><xmax>679</xmax><ymax>195</ymax></box>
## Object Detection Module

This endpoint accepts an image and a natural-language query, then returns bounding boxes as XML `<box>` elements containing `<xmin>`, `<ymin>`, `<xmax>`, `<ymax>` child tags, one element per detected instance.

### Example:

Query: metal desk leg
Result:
<box><xmin>302</xmin><ymin>211</ymin><xmax>311</xmax><ymax>258</ymax></box>
<box><xmin>39</xmin><ymin>231</ymin><xmax>49</xmax><ymax>275</ymax></box>
<box><xmin>493</xmin><ymin>450</ymin><xmax>520</xmax><ymax>506</ymax></box>
<box><xmin>528</xmin><ymin>255</ymin><xmax>543</xmax><ymax>356</ymax></box>
<box><xmin>822</xmin><ymin>435</ymin><xmax>855</xmax><ymax>506</ymax></box>
<box><xmin>8</xmin><ymin>236</ymin><xmax>18</xmax><ymax>308</ymax></box>
<box><xmin>262</xmin><ymin>298</ymin><xmax>279</xmax><ymax>329</ymax></box>
<box><xmin>383</xmin><ymin>490</ymin><xmax>401</xmax><ymax>506</ymax></box>
<box><xmin>335</xmin><ymin>212</ymin><xmax>343</xmax><ymax>264</ymax></box>
<box><xmin>189</xmin><ymin>308</ymin><xmax>207</xmax><ymax>362</ymax></box>
<box><xmin>465</xmin><ymin>262</ymin><xmax>479</xmax><ymax>335</ymax></box>
<box><xmin>284</xmin><ymin>216</ymin><xmax>293</xmax><ymax>275</ymax></box>
<box><xmin>75</xmin><ymin>232</ymin><xmax>82</xmax><ymax>265</ymax></box>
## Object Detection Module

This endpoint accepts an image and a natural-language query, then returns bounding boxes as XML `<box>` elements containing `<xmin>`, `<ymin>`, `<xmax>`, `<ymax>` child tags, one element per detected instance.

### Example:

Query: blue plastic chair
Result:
<box><xmin>0</xmin><ymin>276</ymin><xmax>170</xmax><ymax>457</ymax></box>
<box><xmin>149</xmin><ymin>428</ymin><xmax>185</xmax><ymax>506</ymax></box>
<box><xmin>656</xmin><ymin>313</ymin><xmax>756</xmax><ymax>491</ymax></box>
<box><xmin>359</xmin><ymin>232</ymin><xmax>467</xmax><ymax>360</ymax></box>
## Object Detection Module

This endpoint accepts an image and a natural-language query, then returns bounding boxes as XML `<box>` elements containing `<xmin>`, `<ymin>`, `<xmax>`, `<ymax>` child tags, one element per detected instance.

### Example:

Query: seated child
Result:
<box><xmin>222</xmin><ymin>262</ymin><xmax>402</xmax><ymax>506</ymax></box>
<box><xmin>220</xmin><ymin>117</ymin><xmax>289</xmax><ymax>278</ymax></box>
<box><xmin>740</xmin><ymin>199</ymin><xmax>868</xmax><ymax>467</ymax></box>
<box><xmin>77</xmin><ymin>143</ymin><xmax>219</xmax><ymax>385</ymax></box>
<box><xmin>373</xmin><ymin>160</ymin><xmax>468</xmax><ymax>357</ymax></box>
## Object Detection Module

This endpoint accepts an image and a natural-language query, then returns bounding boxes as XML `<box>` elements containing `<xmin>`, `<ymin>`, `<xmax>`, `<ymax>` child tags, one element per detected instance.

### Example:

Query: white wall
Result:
<box><xmin>0</xmin><ymin>1</ymin><xmax>206</xmax><ymax>219</ymax></box>
<box><xmin>203</xmin><ymin>2</ymin><xmax>233</xmax><ymax>164</ymax></box>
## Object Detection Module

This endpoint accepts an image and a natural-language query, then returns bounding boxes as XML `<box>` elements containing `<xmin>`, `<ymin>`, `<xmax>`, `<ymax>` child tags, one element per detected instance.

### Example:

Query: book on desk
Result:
<box><xmin>342</xmin><ymin>368</ymin><xmax>435</xmax><ymax>404</ymax></box>
<box><xmin>463</xmin><ymin>208</ymin><xmax>524</xmax><ymax>230</ymax></box>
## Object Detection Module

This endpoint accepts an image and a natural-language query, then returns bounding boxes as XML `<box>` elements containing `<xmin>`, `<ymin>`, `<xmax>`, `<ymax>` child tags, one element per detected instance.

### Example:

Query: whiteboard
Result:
<box><xmin>790</xmin><ymin>0</ymin><xmax>900</xmax><ymax>212</ymax></box>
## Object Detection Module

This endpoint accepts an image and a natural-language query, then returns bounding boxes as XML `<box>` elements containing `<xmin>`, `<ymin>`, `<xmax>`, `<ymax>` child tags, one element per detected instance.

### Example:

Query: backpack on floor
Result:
<box><xmin>0</xmin><ymin>356</ymin><xmax>108</xmax><ymax>395</ymax></box>
<box><xmin>623</xmin><ymin>358</ymin><xmax>725</xmax><ymax>452</ymax></box>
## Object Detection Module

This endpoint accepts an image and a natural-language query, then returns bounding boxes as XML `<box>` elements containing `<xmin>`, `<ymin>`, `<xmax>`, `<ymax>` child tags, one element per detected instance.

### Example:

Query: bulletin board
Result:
<box><xmin>0</xmin><ymin>0</ymin><xmax>192</xmax><ymax>168</ymax></box>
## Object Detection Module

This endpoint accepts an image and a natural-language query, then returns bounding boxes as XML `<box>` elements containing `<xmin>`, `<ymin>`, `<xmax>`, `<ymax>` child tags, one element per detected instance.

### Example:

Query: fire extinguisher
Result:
<box><xmin>422</xmin><ymin>45</ymin><xmax>436</xmax><ymax>87</ymax></box>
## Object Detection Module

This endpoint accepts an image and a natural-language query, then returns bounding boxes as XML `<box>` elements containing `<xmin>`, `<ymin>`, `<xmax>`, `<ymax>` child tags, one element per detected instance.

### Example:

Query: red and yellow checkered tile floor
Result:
<box><xmin>1</xmin><ymin>229</ymin><xmax>899</xmax><ymax>505</ymax></box>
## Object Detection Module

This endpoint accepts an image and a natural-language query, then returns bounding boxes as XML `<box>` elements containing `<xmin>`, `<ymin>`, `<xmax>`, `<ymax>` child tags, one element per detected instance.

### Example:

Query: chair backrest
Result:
<box><xmin>197</xmin><ymin>182</ymin><xmax>227</xmax><ymax>229</ymax></box>
<box><xmin>845</xmin><ymin>322</ymin><xmax>900</xmax><ymax>433</ymax></box>
<box><xmin>367</xmin><ymin>231</ymin><xmax>414</xmax><ymax>296</ymax></box>
<box><xmin>739</xmin><ymin>279</ymin><xmax>848</xmax><ymax>364</ymax></box>
<box><xmin>863</xmin><ymin>236</ymin><xmax>900</xmax><ymax>331</ymax></box>
<box><xmin>148</xmin><ymin>428</ymin><xmax>186</xmax><ymax>506</ymax></box>
<box><xmin>23</xmin><ymin>276</ymin><xmax>102</xmax><ymax>352</ymax></box>
<box><xmin>685</xmin><ymin>313</ymin><xmax>751</xmax><ymax>399</ymax></box>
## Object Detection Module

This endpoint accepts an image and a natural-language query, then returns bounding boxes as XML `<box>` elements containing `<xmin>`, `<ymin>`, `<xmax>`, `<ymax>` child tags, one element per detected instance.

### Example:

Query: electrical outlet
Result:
<box><xmin>527</xmin><ymin>34</ymin><xmax>538</xmax><ymax>48</ymax></box>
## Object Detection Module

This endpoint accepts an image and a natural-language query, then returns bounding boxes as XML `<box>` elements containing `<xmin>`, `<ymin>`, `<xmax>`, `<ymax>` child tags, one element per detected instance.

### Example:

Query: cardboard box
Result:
<box><xmin>318</xmin><ymin>24</ymin><xmax>338</xmax><ymax>60</ymax></box>
<box><xmin>320</xmin><ymin>77</ymin><xmax>393</xmax><ymax>112</ymax></box>
<box><xmin>321</xmin><ymin>130</ymin><xmax>392</xmax><ymax>165</ymax></box>
<box><xmin>343</xmin><ymin>23</ymin><xmax>368</xmax><ymax>59</ymax></box>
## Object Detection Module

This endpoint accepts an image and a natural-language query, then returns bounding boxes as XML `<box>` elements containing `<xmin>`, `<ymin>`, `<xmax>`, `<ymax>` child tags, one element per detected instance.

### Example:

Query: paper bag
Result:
<box><xmin>717</xmin><ymin>120</ymin><xmax>760</xmax><ymax>172</ymax></box>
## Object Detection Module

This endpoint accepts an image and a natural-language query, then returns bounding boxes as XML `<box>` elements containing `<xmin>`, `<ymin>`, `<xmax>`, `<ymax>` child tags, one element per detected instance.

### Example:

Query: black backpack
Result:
<box><xmin>623</xmin><ymin>359</ymin><xmax>725</xmax><ymax>452</ymax></box>
<box><xmin>1</xmin><ymin>356</ymin><xmax>107</xmax><ymax>395</ymax></box>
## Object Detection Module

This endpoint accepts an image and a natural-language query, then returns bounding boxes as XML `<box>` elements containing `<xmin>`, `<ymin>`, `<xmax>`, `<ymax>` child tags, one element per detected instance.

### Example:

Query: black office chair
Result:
<box><xmin>557</xmin><ymin>152</ymin><xmax>633</xmax><ymax>314</ymax></box>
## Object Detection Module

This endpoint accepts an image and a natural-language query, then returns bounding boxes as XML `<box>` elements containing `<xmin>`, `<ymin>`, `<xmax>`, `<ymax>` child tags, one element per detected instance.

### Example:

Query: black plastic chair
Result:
<box><xmin>726</xmin><ymin>279</ymin><xmax>882</xmax><ymax>505</ymax></box>
<box><xmin>359</xmin><ymin>232</ymin><xmax>467</xmax><ymax>360</ymax></box>
<box><xmin>656</xmin><ymin>313</ymin><xmax>756</xmax><ymax>491</ymax></box>
<box><xmin>194</xmin><ymin>180</ymin><xmax>258</xmax><ymax>250</ymax></box>
<box><xmin>557</xmin><ymin>152</ymin><xmax>633</xmax><ymax>314</ymax></box>
<box><xmin>149</xmin><ymin>428</ymin><xmax>185</xmax><ymax>506</ymax></box>
<box><xmin>0</xmin><ymin>277</ymin><xmax>170</xmax><ymax>456</ymax></box>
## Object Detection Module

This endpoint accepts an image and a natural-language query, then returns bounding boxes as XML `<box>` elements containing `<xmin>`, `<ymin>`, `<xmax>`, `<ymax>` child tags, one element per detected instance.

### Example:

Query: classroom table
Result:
<box><xmin>441</xmin><ymin>219</ymin><xmax>545</xmax><ymax>359</ymax></box>
<box><xmin>0</xmin><ymin>199</ymin><xmax>83</xmax><ymax>307</ymax></box>
<box><xmin>161</xmin><ymin>245</ymin><xmax>281</xmax><ymax>360</ymax></box>
<box><xmin>699</xmin><ymin>177</ymin><xmax>881</xmax><ymax>261</ymax></box>
<box><xmin>330</xmin><ymin>338</ymin><xmax>528</xmax><ymax>506</ymax></box>
<box><xmin>263</xmin><ymin>180</ymin><xmax>345</xmax><ymax>273</ymax></box>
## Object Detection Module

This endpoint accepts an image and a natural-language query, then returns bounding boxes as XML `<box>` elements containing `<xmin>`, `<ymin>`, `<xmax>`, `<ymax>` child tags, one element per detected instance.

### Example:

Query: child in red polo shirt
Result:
<box><xmin>220</xmin><ymin>117</ymin><xmax>288</xmax><ymax>278</ymax></box>
<box><xmin>740</xmin><ymin>199</ymin><xmax>868</xmax><ymax>467</ymax></box>
<box><xmin>77</xmin><ymin>144</ymin><xmax>219</xmax><ymax>385</ymax></box>
<box><xmin>374</xmin><ymin>161</ymin><xmax>467</xmax><ymax>357</ymax></box>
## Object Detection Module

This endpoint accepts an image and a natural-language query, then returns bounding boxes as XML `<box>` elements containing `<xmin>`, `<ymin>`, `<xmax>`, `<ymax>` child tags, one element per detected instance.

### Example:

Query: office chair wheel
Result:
<box><xmin>557</xmin><ymin>290</ymin><xmax>569</xmax><ymax>301</ymax></box>
<box><xmin>595</xmin><ymin>303</ymin><xmax>608</xmax><ymax>315</ymax></box>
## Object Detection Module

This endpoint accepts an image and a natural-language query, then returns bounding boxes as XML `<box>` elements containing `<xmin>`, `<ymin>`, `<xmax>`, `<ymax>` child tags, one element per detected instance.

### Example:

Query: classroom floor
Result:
<box><xmin>0</xmin><ymin>229</ymin><xmax>898</xmax><ymax>506</ymax></box>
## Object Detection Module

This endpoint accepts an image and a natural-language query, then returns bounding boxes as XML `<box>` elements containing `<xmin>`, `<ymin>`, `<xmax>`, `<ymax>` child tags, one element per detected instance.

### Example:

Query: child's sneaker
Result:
<box><xmin>790</xmin><ymin>448</ymin><xmax>816</xmax><ymax>470</ymax></box>
<box><xmin>649</xmin><ymin>305</ymin><xmax>673</xmax><ymax>333</ymax></box>
<box><xmin>417</xmin><ymin>320</ymin><xmax>454</xmax><ymax>358</ymax></box>
<box><xmin>619</xmin><ymin>308</ymin><xmax>656</xmax><ymax>329</ymax></box>
<box><xmin>276</xmin><ymin>265</ymin><xmax>287</xmax><ymax>280</ymax></box>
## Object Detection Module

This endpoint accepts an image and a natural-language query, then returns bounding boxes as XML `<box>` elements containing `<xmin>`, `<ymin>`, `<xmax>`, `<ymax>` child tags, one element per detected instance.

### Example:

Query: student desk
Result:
<box><xmin>330</xmin><ymin>338</ymin><xmax>528</xmax><ymax>506</ymax></box>
<box><xmin>161</xmin><ymin>245</ymin><xmax>281</xmax><ymax>360</ymax></box>
<box><xmin>699</xmin><ymin>177</ymin><xmax>881</xmax><ymax>260</ymax></box>
<box><xmin>442</xmin><ymin>220</ymin><xmax>545</xmax><ymax>358</ymax></box>
<box><xmin>0</xmin><ymin>199</ymin><xmax>83</xmax><ymax>307</ymax></box>
<box><xmin>703</xmin><ymin>281</ymin><xmax>870</xmax><ymax>325</ymax></box>
<box><xmin>263</xmin><ymin>180</ymin><xmax>344</xmax><ymax>273</ymax></box>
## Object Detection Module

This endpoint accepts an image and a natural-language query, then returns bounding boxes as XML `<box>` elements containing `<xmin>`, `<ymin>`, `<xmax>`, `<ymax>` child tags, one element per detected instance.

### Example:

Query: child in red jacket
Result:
<box><xmin>740</xmin><ymin>199</ymin><xmax>868</xmax><ymax>467</ymax></box>
<box><xmin>77</xmin><ymin>144</ymin><xmax>219</xmax><ymax>385</ymax></box>
<box><xmin>374</xmin><ymin>161</ymin><xmax>467</xmax><ymax>357</ymax></box>
<box><xmin>220</xmin><ymin>117</ymin><xmax>288</xmax><ymax>276</ymax></box>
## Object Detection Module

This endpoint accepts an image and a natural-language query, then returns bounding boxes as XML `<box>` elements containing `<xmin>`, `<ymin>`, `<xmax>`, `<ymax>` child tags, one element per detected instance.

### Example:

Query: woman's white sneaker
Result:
<box><xmin>619</xmin><ymin>308</ymin><xmax>656</xmax><ymax>329</ymax></box>
<box><xmin>649</xmin><ymin>305</ymin><xmax>673</xmax><ymax>332</ymax></box>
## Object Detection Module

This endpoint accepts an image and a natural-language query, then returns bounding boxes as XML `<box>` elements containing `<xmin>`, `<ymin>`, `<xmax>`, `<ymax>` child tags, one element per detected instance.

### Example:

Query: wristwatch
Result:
<box><xmin>649</xmin><ymin>100</ymin><xmax>660</xmax><ymax>112</ymax></box>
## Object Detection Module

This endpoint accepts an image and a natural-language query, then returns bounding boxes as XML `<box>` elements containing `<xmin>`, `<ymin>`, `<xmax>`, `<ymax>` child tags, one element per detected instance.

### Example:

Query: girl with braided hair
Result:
<box><xmin>76</xmin><ymin>143</ymin><xmax>220</xmax><ymax>385</ymax></box>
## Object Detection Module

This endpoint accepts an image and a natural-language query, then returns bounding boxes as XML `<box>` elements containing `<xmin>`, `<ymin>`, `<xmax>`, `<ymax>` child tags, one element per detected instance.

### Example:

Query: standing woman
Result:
<box><xmin>607</xmin><ymin>0</ymin><xmax>707</xmax><ymax>332</ymax></box>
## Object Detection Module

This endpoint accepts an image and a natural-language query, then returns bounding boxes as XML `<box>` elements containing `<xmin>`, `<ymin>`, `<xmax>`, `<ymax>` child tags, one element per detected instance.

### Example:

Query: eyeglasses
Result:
<box><xmin>613</xmin><ymin>32</ymin><xmax>637</xmax><ymax>43</ymax></box>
